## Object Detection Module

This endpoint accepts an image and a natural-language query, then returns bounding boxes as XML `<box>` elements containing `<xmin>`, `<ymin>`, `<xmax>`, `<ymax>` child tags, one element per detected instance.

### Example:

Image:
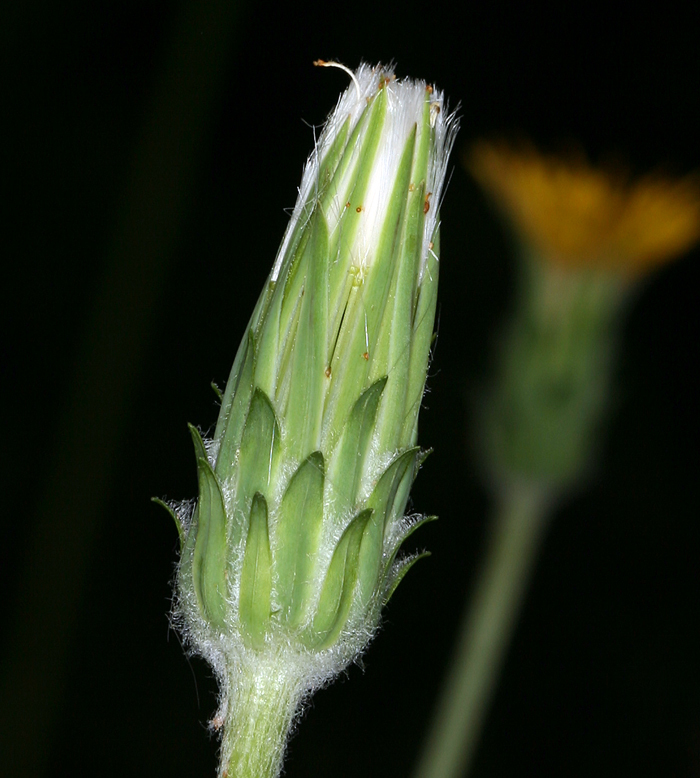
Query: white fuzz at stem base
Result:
<box><xmin>219</xmin><ymin>652</ymin><xmax>305</xmax><ymax>778</ymax></box>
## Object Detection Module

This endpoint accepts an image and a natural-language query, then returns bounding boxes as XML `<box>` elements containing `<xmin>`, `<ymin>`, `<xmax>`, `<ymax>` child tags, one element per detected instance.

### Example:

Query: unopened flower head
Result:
<box><xmin>161</xmin><ymin>62</ymin><xmax>457</xmax><ymax>776</ymax></box>
<box><xmin>468</xmin><ymin>140</ymin><xmax>700</xmax><ymax>277</ymax></box>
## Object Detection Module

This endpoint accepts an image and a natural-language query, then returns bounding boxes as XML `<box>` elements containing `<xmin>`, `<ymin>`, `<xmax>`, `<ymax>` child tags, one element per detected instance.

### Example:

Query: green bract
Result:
<box><xmin>162</xmin><ymin>62</ymin><xmax>457</xmax><ymax>778</ymax></box>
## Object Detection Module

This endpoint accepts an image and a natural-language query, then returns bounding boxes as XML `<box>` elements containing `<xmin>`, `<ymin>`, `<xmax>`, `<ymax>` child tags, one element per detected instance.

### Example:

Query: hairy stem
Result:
<box><xmin>219</xmin><ymin>654</ymin><xmax>305</xmax><ymax>778</ymax></box>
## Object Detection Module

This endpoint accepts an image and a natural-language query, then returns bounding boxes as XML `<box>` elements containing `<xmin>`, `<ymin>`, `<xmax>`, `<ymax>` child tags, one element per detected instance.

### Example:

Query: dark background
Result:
<box><xmin>2</xmin><ymin>2</ymin><xmax>699</xmax><ymax>776</ymax></box>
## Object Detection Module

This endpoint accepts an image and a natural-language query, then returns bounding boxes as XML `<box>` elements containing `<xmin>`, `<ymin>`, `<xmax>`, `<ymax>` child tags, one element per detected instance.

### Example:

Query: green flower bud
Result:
<box><xmin>161</xmin><ymin>62</ymin><xmax>457</xmax><ymax>778</ymax></box>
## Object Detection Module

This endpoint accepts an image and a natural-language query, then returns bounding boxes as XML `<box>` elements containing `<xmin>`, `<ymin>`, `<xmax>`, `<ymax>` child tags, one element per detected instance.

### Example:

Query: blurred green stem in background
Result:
<box><xmin>413</xmin><ymin>482</ymin><xmax>552</xmax><ymax>778</ymax></box>
<box><xmin>0</xmin><ymin>2</ymin><xmax>240</xmax><ymax>774</ymax></box>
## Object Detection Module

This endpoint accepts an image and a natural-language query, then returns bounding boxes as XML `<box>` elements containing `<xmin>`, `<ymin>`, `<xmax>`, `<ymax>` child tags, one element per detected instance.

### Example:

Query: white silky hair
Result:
<box><xmin>272</xmin><ymin>62</ymin><xmax>458</xmax><ymax>285</ymax></box>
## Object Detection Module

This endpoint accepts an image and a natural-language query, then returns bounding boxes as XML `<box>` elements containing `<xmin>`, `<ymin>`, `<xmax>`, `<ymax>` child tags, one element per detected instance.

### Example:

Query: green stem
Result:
<box><xmin>413</xmin><ymin>481</ymin><xmax>554</xmax><ymax>778</ymax></box>
<box><xmin>219</xmin><ymin>654</ymin><xmax>305</xmax><ymax>778</ymax></box>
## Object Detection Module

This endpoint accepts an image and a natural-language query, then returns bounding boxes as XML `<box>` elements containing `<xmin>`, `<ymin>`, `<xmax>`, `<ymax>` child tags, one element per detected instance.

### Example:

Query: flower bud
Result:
<box><xmin>160</xmin><ymin>63</ymin><xmax>457</xmax><ymax>778</ymax></box>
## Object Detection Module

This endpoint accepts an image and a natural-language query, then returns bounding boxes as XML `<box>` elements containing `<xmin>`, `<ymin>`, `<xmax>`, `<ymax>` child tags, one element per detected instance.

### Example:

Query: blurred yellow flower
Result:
<box><xmin>468</xmin><ymin>140</ymin><xmax>700</xmax><ymax>277</ymax></box>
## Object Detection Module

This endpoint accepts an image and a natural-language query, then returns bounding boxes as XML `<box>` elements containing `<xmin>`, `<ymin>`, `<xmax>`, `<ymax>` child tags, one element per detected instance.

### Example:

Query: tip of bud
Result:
<box><xmin>313</xmin><ymin>59</ymin><xmax>362</xmax><ymax>101</ymax></box>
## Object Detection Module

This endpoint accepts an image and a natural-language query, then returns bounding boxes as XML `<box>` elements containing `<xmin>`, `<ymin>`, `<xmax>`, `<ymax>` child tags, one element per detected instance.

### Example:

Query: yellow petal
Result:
<box><xmin>467</xmin><ymin>140</ymin><xmax>700</xmax><ymax>276</ymax></box>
